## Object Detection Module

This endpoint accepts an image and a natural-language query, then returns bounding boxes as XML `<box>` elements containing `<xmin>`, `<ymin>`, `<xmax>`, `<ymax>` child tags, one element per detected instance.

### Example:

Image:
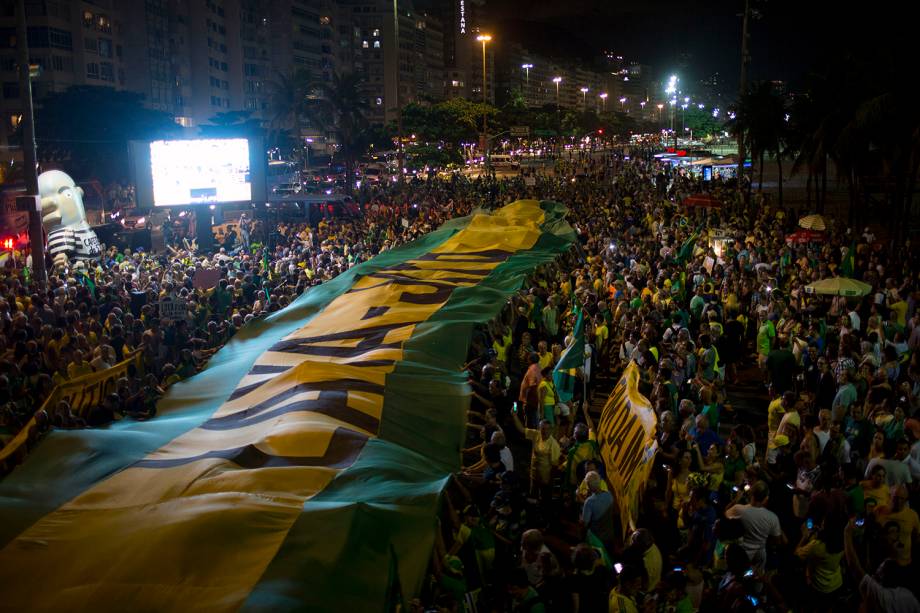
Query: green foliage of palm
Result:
<box><xmin>266</xmin><ymin>68</ymin><xmax>313</xmax><ymax>148</ymax></box>
<box><xmin>302</xmin><ymin>72</ymin><xmax>374</xmax><ymax>192</ymax></box>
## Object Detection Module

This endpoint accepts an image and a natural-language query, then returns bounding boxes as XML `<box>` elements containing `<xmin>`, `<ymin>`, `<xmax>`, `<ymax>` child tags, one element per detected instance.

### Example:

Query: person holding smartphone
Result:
<box><xmin>794</xmin><ymin>514</ymin><xmax>845</xmax><ymax>608</ymax></box>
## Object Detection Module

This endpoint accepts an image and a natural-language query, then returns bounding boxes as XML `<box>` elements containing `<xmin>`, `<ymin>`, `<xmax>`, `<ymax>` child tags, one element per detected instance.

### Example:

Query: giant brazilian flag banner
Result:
<box><xmin>0</xmin><ymin>200</ymin><xmax>574</xmax><ymax>612</ymax></box>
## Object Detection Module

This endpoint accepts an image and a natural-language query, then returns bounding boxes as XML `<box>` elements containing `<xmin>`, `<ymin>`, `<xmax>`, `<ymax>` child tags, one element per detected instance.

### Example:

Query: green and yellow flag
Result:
<box><xmin>0</xmin><ymin>200</ymin><xmax>574</xmax><ymax>612</ymax></box>
<box><xmin>596</xmin><ymin>362</ymin><xmax>659</xmax><ymax>537</ymax></box>
<box><xmin>553</xmin><ymin>307</ymin><xmax>584</xmax><ymax>403</ymax></box>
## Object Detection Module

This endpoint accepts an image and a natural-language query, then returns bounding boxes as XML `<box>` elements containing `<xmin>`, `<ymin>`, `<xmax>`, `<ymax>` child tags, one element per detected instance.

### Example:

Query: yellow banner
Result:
<box><xmin>595</xmin><ymin>361</ymin><xmax>658</xmax><ymax>537</ymax></box>
<box><xmin>0</xmin><ymin>201</ymin><xmax>548</xmax><ymax>612</ymax></box>
<box><xmin>0</xmin><ymin>349</ymin><xmax>140</xmax><ymax>466</ymax></box>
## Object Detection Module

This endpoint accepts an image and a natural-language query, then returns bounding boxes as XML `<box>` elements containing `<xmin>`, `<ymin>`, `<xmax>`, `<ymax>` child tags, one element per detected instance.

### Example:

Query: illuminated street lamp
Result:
<box><xmin>619</xmin><ymin>96</ymin><xmax>627</xmax><ymax>111</ymax></box>
<box><xmin>476</xmin><ymin>34</ymin><xmax>492</xmax><ymax>165</ymax></box>
<box><xmin>552</xmin><ymin>76</ymin><xmax>562</xmax><ymax>109</ymax></box>
<box><xmin>476</xmin><ymin>34</ymin><xmax>492</xmax><ymax>104</ymax></box>
<box><xmin>665</xmin><ymin>75</ymin><xmax>678</xmax><ymax>95</ymax></box>
<box><xmin>599</xmin><ymin>92</ymin><xmax>608</xmax><ymax>112</ymax></box>
<box><xmin>521</xmin><ymin>63</ymin><xmax>533</xmax><ymax>84</ymax></box>
<box><xmin>579</xmin><ymin>86</ymin><xmax>589</xmax><ymax>109</ymax></box>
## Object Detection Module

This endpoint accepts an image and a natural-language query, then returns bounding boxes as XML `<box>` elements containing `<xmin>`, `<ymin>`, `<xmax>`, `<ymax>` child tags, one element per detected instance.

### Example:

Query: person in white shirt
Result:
<box><xmin>844</xmin><ymin>520</ymin><xmax>920</xmax><ymax>613</ymax></box>
<box><xmin>849</xmin><ymin>308</ymin><xmax>862</xmax><ymax>332</ymax></box>
<box><xmin>725</xmin><ymin>481</ymin><xmax>787</xmax><ymax>571</ymax></box>
<box><xmin>491</xmin><ymin>430</ymin><xmax>514</xmax><ymax>473</ymax></box>
<box><xmin>866</xmin><ymin>440</ymin><xmax>913</xmax><ymax>487</ymax></box>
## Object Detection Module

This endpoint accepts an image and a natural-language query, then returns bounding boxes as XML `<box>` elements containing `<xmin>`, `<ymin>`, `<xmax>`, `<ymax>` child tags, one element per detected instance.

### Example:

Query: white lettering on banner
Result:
<box><xmin>459</xmin><ymin>0</ymin><xmax>465</xmax><ymax>33</ymax></box>
<box><xmin>159</xmin><ymin>298</ymin><xmax>188</xmax><ymax>322</ymax></box>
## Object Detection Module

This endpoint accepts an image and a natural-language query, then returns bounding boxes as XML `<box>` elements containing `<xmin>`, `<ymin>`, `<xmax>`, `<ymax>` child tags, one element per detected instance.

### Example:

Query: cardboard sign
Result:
<box><xmin>193</xmin><ymin>267</ymin><xmax>221</xmax><ymax>290</ymax></box>
<box><xmin>159</xmin><ymin>297</ymin><xmax>188</xmax><ymax>321</ymax></box>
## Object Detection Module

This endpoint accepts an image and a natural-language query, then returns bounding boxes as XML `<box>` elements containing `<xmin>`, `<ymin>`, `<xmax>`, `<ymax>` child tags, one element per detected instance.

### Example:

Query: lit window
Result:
<box><xmin>362</xmin><ymin>40</ymin><xmax>368</xmax><ymax>48</ymax></box>
<box><xmin>375</xmin><ymin>97</ymin><xmax>382</xmax><ymax>105</ymax></box>
<box><xmin>319</xmin><ymin>16</ymin><xmax>330</xmax><ymax>25</ymax></box>
<box><xmin>372</xmin><ymin>29</ymin><xmax>380</xmax><ymax>37</ymax></box>
<box><xmin>373</xmin><ymin>41</ymin><xmax>380</xmax><ymax>48</ymax></box>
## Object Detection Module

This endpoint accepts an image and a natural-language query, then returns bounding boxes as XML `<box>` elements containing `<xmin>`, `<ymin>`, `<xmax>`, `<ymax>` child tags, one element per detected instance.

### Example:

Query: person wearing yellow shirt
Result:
<box><xmin>537</xmin><ymin>341</ymin><xmax>554</xmax><ymax>370</ymax></box>
<box><xmin>608</xmin><ymin>565</ymin><xmax>643</xmax><ymax>613</ymax></box>
<box><xmin>66</xmin><ymin>349</ymin><xmax>94</xmax><ymax>380</ymax></box>
<box><xmin>767</xmin><ymin>391</ymin><xmax>795</xmax><ymax>442</ymax></box>
<box><xmin>889</xmin><ymin>299</ymin><xmax>908</xmax><ymax>328</ymax></box>
<box><xmin>594</xmin><ymin>317</ymin><xmax>609</xmax><ymax>352</ymax></box>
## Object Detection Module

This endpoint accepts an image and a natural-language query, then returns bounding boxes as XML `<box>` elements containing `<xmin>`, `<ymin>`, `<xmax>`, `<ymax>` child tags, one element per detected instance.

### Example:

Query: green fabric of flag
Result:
<box><xmin>77</xmin><ymin>270</ymin><xmax>95</xmax><ymax>296</ymax></box>
<box><xmin>0</xmin><ymin>200</ymin><xmax>575</xmax><ymax>613</ymax></box>
<box><xmin>841</xmin><ymin>239</ymin><xmax>855</xmax><ymax>277</ymax></box>
<box><xmin>586</xmin><ymin>529</ymin><xmax>613</xmax><ymax>569</ymax></box>
<box><xmin>675</xmin><ymin>230</ymin><xmax>698</xmax><ymax>264</ymax></box>
<box><xmin>553</xmin><ymin>308</ymin><xmax>584</xmax><ymax>403</ymax></box>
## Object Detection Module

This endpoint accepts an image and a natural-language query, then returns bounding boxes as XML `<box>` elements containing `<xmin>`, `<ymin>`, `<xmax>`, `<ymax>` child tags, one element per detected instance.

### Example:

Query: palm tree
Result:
<box><xmin>266</xmin><ymin>69</ymin><xmax>313</xmax><ymax>148</ymax></box>
<box><xmin>302</xmin><ymin>72</ymin><xmax>372</xmax><ymax>194</ymax></box>
<box><xmin>731</xmin><ymin>82</ymin><xmax>787</xmax><ymax>204</ymax></box>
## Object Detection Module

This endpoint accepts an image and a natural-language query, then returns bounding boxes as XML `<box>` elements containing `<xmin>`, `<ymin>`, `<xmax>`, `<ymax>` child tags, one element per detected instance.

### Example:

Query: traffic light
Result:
<box><xmin>597</xmin><ymin>129</ymin><xmax>604</xmax><ymax>135</ymax></box>
<box><xmin>1</xmin><ymin>237</ymin><xmax>14</xmax><ymax>250</ymax></box>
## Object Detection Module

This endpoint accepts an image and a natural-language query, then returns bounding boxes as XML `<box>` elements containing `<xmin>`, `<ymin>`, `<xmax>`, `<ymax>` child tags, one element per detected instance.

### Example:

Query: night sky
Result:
<box><xmin>487</xmin><ymin>0</ymin><xmax>917</xmax><ymax>93</ymax></box>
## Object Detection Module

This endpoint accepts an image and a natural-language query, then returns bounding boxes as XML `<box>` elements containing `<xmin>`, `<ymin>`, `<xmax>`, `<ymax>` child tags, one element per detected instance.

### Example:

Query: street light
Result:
<box><xmin>665</xmin><ymin>75</ymin><xmax>678</xmax><ymax>95</ymax></box>
<box><xmin>599</xmin><ymin>92</ymin><xmax>608</xmax><ymax>112</ymax></box>
<box><xmin>476</xmin><ymin>34</ymin><xmax>492</xmax><ymax>104</ymax></box>
<box><xmin>476</xmin><ymin>34</ymin><xmax>492</xmax><ymax>166</ymax></box>
<box><xmin>521</xmin><ymin>63</ymin><xmax>532</xmax><ymax>85</ymax></box>
<box><xmin>619</xmin><ymin>96</ymin><xmax>627</xmax><ymax>112</ymax></box>
<box><xmin>580</xmin><ymin>86</ymin><xmax>588</xmax><ymax>109</ymax></box>
<box><xmin>552</xmin><ymin>76</ymin><xmax>562</xmax><ymax>110</ymax></box>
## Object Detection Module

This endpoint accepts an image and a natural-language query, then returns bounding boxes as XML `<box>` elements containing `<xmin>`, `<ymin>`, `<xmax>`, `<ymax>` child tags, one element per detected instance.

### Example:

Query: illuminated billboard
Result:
<box><xmin>147</xmin><ymin>138</ymin><xmax>253</xmax><ymax>206</ymax></box>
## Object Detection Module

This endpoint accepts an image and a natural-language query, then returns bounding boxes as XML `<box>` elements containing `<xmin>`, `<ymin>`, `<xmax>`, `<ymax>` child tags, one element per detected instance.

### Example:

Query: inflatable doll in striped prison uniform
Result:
<box><xmin>39</xmin><ymin>170</ymin><xmax>101</xmax><ymax>269</ymax></box>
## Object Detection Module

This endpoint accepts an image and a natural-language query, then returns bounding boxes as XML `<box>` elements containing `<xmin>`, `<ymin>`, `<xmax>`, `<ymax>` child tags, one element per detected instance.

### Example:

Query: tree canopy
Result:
<box><xmin>33</xmin><ymin>86</ymin><xmax>180</xmax><ymax>183</ymax></box>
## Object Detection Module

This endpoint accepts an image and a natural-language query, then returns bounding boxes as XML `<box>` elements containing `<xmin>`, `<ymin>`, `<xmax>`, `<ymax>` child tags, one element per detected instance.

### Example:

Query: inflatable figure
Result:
<box><xmin>38</xmin><ymin>170</ymin><xmax>101</xmax><ymax>268</ymax></box>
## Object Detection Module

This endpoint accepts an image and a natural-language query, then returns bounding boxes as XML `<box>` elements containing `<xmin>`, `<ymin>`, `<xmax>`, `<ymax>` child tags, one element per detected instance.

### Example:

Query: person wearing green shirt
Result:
<box><xmin>507</xmin><ymin>569</ymin><xmax>545</xmax><ymax>613</ymax></box>
<box><xmin>757</xmin><ymin>315</ymin><xmax>776</xmax><ymax>367</ymax></box>
<box><xmin>542</xmin><ymin>298</ymin><xmax>559</xmax><ymax>339</ymax></box>
<box><xmin>689</xmin><ymin>287</ymin><xmax>706</xmax><ymax>323</ymax></box>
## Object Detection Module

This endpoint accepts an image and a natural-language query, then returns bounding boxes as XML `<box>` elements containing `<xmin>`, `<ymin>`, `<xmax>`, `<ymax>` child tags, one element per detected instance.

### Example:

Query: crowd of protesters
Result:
<box><xmin>1</xmin><ymin>144</ymin><xmax>919</xmax><ymax>611</ymax></box>
<box><xmin>419</xmin><ymin>152</ymin><xmax>920</xmax><ymax>612</ymax></box>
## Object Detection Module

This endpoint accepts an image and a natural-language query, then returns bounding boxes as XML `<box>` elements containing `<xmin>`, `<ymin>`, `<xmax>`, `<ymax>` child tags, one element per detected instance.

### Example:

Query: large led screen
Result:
<box><xmin>149</xmin><ymin>138</ymin><xmax>252</xmax><ymax>206</ymax></box>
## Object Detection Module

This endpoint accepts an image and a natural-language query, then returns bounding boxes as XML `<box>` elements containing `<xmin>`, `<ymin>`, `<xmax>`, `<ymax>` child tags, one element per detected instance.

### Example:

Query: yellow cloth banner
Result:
<box><xmin>0</xmin><ymin>349</ymin><xmax>140</xmax><ymax>466</ymax></box>
<box><xmin>595</xmin><ymin>361</ymin><xmax>658</xmax><ymax>537</ymax></box>
<box><xmin>0</xmin><ymin>201</ymin><xmax>548</xmax><ymax>612</ymax></box>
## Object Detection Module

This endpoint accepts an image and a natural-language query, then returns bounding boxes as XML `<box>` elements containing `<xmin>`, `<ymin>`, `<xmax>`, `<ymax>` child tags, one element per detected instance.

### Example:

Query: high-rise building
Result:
<box><xmin>345</xmin><ymin>0</ymin><xmax>445</xmax><ymax>124</ymax></box>
<box><xmin>0</xmin><ymin>0</ymin><xmax>128</xmax><ymax>151</ymax></box>
<box><xmin>121</xmin><ymin>0</ymin><xmax>182</xmax><ymax>118</ymax></box>
<box><xmin>269</xmin><ymin>0</ymin><xmax>340</xmax><ymax>85</ymax></box>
